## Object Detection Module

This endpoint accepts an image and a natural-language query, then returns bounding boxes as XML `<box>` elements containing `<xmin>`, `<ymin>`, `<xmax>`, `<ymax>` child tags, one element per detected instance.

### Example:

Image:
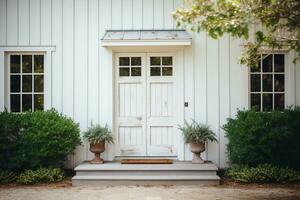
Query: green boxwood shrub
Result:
<box><xmin>226</xmin><ymin>164</ymin><xmax>300</xmax><ymax>183</ymax></box>
<box><xmin>223</xmin><ymin>108</ymin><xmax>300</xmax><ymax>170</ymax></box>
<box><xmin>17</xmin><ymin>168</ymin><xmax>65</xmax><ymax>184</ymax></box>
<box><xmin>0</xmin><ymin>170</ymin><xmax>17</xmax><ymax>184</ymax></box>
<box><xmin>0</xmin><ymin>109</ymin><xmax>81</xmax><ymax>171</ymax></box>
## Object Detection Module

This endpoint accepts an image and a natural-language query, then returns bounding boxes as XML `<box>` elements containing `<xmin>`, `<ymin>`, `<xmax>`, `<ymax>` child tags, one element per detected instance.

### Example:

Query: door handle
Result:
<box><xmin>137</xmin><ymin>117</ymin><xmax>142</xmax><ymax>121</ymax></box>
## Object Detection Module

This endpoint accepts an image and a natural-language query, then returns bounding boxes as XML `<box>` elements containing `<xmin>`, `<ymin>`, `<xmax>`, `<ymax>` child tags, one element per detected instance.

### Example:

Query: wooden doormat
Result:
<box><xmin>121</xmin><ymin>159</ymin><xmax>173</xmax><ymax>164</ymax></box>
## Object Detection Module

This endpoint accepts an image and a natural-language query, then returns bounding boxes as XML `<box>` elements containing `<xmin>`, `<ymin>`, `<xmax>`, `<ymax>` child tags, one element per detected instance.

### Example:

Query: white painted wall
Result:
<box><xmin>0</xmin><ymin>0</ymin><xmax>299</xmax><ymax>169</ymax></box>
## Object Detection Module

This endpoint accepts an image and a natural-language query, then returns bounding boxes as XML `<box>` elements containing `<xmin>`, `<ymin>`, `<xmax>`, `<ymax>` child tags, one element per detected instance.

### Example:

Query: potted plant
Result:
<box><xmin>179</xmin><ymin>120</ymin><xmax>217</xmax><ymax>164</ymax></box>
<box><xmin>83</xmin><ymin>124</ymin><xmax>114</xmax><ymax>164</ymax></box>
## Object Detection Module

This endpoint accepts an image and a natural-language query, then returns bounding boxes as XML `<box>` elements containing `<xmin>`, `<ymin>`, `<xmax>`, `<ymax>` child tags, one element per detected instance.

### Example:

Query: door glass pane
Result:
<box><xmin>250</xmin><ymin>74</ymin><xmax>261</xmax><ymax>92</ymax></box>
<box><xmin>150</xmin><ymin>67</ymin><xmax>161</xmax><ymax>76</ymax></box>
<box><xmin>10</xmin><ymin>94</ymin><xmax>20</xmax><ymax>112</ymax></box>
<box><xmin>119</xmin><ymin>67</ymin><xmax>130</xmax><ymax>76</ymax></box>
<box><xmin>262</xmin><ymin>54</ymin><xmax>273</xmax><ymax>72</ymax></box>
<box><xmin>274</xmin><ymin>74</ymin><xmax>284</xmax><ymax>92</ymax></box>
<box><xmin>22</xmin><ymin>94</ymin><xmax>32</xmax><ymax>112</ymax></box>
<box><xmin>131</xmin><ymin>67</ymin><xmax>141</xmax><ymax>76</ymax></box>
<box><xmin>263</xmin><ymin>94</ymin><xmax>273</xmax><ymax>112</ymax></box>
<box><xmin>10</xmin><ymin>55</ymin><xmax>20</xmax><ymax>73</ymax></box>
<box><xmin>274</xmin><ymin>94</ymin><xmax>284</xmax><ymax>110</ymax></box>
<box><xmin>251</xmin><ymin>94</ymin><xmax>261</xmax><ymax>111</ymax></box>
<box><xmin>150</xmin><ymin>57</ymin><xmax>161</xmax><ymax>65</ymax></box>
<box><xmin>22</xmin><ymin>75</ymin><xmax>32</xmax><ymax>92</ymax></box>
<box><xmin>34</xmin><ymin>75</ymin><xmax>44</xmax><ymax>92</ymax></box>
<box><xmin>119</xmin><ymin>57</ymin><xmax>130</xmax><ymax>66</ymax></box>
<box><xmin>34</xmin><ymin>55</ymin><xmax>44</xmax><ymax>73</ymax></box>
<box><xmin>263</xmin><ymin>74</ymin><xmax>272</xmax><ymax>92</ymax></box>
<box><xmin>131</xmin><ymin>57</ymin><xmax>141</xmax><ymax>66</ymax></box>
<box><xmin>34</xmin><ymin>94</ymin><xmax>44</xmax><ymax>111</ymax></box>
<box><xmin>162</xmin><ymin>57</ymin><xmax>172</xmax><ymax>65</ymax></box>
<box><xmin>22</xmin><ymin>55</ymin><xmax>32</xmax><ymax>73</ymax></box>
<box><xmin>162</xmin><ymin>67</ymin><xmax>172</xmax><ymax>76</ymax></box>
<box><xmin>10</xmin><ymin>75</ymin><xmax>20</xmax><ymax>92</ymax></box>
<box><xmin>274</xmin><ymin>54</ymin><xmax>284</xmax><ymax>72</ymax></box>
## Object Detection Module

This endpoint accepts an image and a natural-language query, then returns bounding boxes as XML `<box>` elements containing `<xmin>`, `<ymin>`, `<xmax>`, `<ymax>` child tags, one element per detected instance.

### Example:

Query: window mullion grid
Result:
<box><xmin>260</xmin><ymin>54</ymin><xmax>263</xmax><ymax>112</ymax></box>
<box><xmin>32</xmin><ymin>55</ymin><xmax>34</xmax><ymax>111</ymax></box>
<box><xmin>272</xmin><ymin>54</ymin><xmax>275</xmax><ymax>110</ymax></box>
<box><xmin>20</xmin><ymin>55</ymin><xmax>23</xmax><ymax>112</ymax></box>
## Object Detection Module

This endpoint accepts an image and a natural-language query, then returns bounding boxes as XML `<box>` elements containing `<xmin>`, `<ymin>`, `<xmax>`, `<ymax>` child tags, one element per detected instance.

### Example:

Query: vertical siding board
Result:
<box><xmin>6</xmin><ymin>0</ymin><xmax>18</xmax><ymax>45</ymax></box>
<box><xmin>173</xmin><ymin>0</ymin><xmax>182</xmax><ymax>29</ymax></box>
<box><xmin>219</xmin><ymin>34</ymin><xmax>230</xmax><ymax>168</ymax></box>
<box><xmin>132</xmin><ymin>0</ymin><xmax>142</xmax><ymax>29</ymax></box>
<box><xmin>52</xmin><ymin>0</ymin><xmax>63</xmax><ymax>111</ymax></box>
<box><xmin>206</xmin><ymin>37</ymin><xmax>219</xmax><ymax>164</ymax></box>
<box><xmin>88</xmin><ymin>0</ymin><xmax>99</xmax><ymax>125</ymax></box>
<box><xmin>29</xmin><ymin>0</ymin><xmax>41</xmax><ymax>45</ymax></box>
<box><xmin>0</xmin><ymin>52</ymin><xmax>4</xmax><ymax>110</ymax></box>
<box><xmin>0</xmin><ymin>0</ymin><xmax>6</xmax><ymax>45</ymax></box>
<box><xmin>62</xmin><ymin>0</ymin><xmax>74</xmax><ymax>118</ymax></box>
<box><xmin>18</xmin><ymin>0</ymin><xmax>30</xmax><ymax>45</ymax></box>
<box><xmin>163</xmin><ymin>0</ymin><xmax>173</xmax><ymax>29</ymax></box>
<box><xmin>122</xmin><ymin>0</ymin><xmax>132</xmax><ymax>29</ymax></box>
<box><xmin>142</xmin><ymin>0</ymin><xmax>153</xmax><ymax>29</ymax></box>
<box><xmin>41</xmin><ymin>0</ymin><xmax>52</xmax><ymax>45</ymax></box>
<box><xmin>112</xmin><ymin>0</ymin><xmax>122</xmax><ymax>29</ymax></box>
<box><xmin>153</xmin><ymin>0</ymin><xmax>163</xmax><ymax>29</ymax></box>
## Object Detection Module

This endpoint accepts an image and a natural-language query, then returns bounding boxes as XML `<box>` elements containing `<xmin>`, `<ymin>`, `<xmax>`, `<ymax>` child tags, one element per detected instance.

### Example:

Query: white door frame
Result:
<box><xmin>113</xmin><ymin>50</ymin><xmax>185</xmax><ymax>159</ymax></box>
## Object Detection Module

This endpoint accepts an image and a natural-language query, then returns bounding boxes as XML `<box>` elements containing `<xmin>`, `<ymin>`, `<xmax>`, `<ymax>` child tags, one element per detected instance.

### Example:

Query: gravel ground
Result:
<box><xmin>1</xmin><ymin>184</ymin><xmax>300</xmax><ymax>200</ymax></box>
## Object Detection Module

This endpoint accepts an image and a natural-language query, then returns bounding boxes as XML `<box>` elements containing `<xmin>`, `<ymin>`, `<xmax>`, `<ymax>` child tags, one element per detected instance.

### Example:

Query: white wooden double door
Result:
<box><xmin>115</xmin><ymin>53</ymin><xmax>179</xmax><ymax>157</ymax></box>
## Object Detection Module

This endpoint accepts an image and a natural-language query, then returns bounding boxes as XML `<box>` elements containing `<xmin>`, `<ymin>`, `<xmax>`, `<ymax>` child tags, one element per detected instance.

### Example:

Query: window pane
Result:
<box><xmin>34</xmin><ymin>94</ymin><xmax>44</xmax><ymax>111</ymax></box>
<box><xmin>250</xmin><ymin>59</ymin><xmax>261</xmax><ymax>72</ymax></box>
<box><xmin>22</xmin><ymin>55</ymin><xmax>32</xmax><ymax>73</ymax></box>
<box><xmin>131</xmin><ymin>67</ymin><xmax>141</xmax><ymax>76</ymax></box>
<box><xmin>150</xmin><ymin>67</ymin><xmax>161</xmax><ymax>76</ymax></box>
<box><xmin>22</xmin><ymin>94</ymin><xmax>32</xmax><ymax>112</ymax></box>
<box><xmin>131</xmin><ymin>57</ymin><xmax>141</xmax><ymax>66</ymax></box>
<box><xmin>162</xmin><ymin>57</ymin><xmax>172</xmax><ymax>65</ymax></box>
<box><xmin>10</xmin><ymin>94</ymin><xmax>20</xmax><ymax>112</ymax></box>
<box><xmin>162</xmin><ymin>67</ymin><xmax>172</xmax><ymax>76</ymax></box>
<box><xmin>22</xmin><ymin>75</ymin><xmax>32</xmax><ymax>92</ymax></box>
<box><xmin>263</xmin><ymin>94</ymin><xmax>273</xmax><ymax>112</ymax></box>
<box><xmin>274</xmin><ymin>74</ymin><xmax>284</xmax><ymax>92</ymax></box>
<box><xmin>150</xmin><ymin>57</ymin><xmax>161</xmax><ymax>65</ymax></box>
<box><xmin>262</xmin><ymin>54</ymin><xmax>273</xmax><ymax>72</ymax></box>
<box><xmin>119</xmin><ymin>67</ymin><xmax>130</xmax><ymax>76</ymax></box>
<box><xmin>119</xmin><ymin>57</ymin><xmax>130</xmax><ymax>66</ymax></box>
<box><xmin>34</xmin><ymin>75</ymin><xmax>44</xmax><ymax>92</ymax></box>
<box><xmin>274</xmin><ymin>54</ymin><xmax>284</xmax><ymax>72</ymax></box>
<box><xmin>251</xmin><ymin>94</ymin><xmax>261</xmax><ymax>111</ymax></box>
<box><xmin>34</xmin><ymin>55</ymin><xmax>44</xmax><ymax>73</ymax></box>
<box><xmin>263</xmin><ymin>74</ymin><xmax>272</xmax><ymax>92</ymax></box>
<box><xmin>10</xmin><ymin>55</ymin><xmax>20</xmax><ymax>73</ymax></box>
<box><xmin>250</xmin><ymin>74</ymin><xmax>261</xmax><ymax>92</ymax></box>
<box><xmin>274</xmin><ymin>94</ymin><xmax>284</xmax><ymax>110</ymax></box>
<box><xmin>10</xmin><ymin>75</ymin><xmax>20</xmax><ymax>92</ymax></box>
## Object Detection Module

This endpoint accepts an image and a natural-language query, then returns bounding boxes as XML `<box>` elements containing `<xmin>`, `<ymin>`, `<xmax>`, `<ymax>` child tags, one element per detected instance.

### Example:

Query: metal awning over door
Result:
<box><xmin>101</xmin><ymin>30</ymin><xmax>192</xmax><ymax>47</ymax></box>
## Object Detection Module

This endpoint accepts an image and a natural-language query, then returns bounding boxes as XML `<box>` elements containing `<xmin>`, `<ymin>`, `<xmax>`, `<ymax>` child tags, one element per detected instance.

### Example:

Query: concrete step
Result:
<box><xmin>72</xmin><ymin>161</ymin><xmax>220</xmax><ymax>186</ymax></box>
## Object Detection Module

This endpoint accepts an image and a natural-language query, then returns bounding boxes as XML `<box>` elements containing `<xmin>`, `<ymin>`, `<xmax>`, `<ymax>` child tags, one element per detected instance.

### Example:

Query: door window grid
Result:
<box><xmin>9</xmin><ymin>54</ymin><xmax>45</xmax><ymax>112</ymax></box>
<box><xmin>150</xmin><ymin>56</ymin><xmax>173</xmax><ymax>76</ymax></box>
<box><xmin>119</xmin><ymin>57</ymin><xmax>142</xmax><ymax>77</ymax></box>
<box><xmin>250</xmin><ymin>54</ymin><xmax>285</xmax><ymax>112</ymax></box>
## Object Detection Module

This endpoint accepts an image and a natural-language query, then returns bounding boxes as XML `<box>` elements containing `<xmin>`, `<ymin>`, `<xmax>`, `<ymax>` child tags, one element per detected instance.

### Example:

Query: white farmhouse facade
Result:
<box><xmin>0</xmin><ymin>0</ymin><xmax>300</xmax><ymax>170</ymax></box>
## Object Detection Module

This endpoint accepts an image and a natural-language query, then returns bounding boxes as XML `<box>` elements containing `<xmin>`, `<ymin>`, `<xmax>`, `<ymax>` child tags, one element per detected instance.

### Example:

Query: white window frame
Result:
<box><xmin>249</xmin><ymin>53</ymin><xmax>286</xmax><ymax>111</ymax></box>
<box><xmin>0</xmin><ymin>46</ymin><xmax>55</xmax><ymax>111</ymax></box>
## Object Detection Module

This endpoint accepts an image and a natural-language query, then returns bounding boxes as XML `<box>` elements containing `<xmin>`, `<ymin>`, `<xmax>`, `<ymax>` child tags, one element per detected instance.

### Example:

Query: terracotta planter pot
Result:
<box><xmin>189</xmin><ymin>142</ymin><xmax>205</xmax><ymax>164</ymax></box>
<box><xmin>89</xmin><ymin>142</ymin><xmax>105</xmax><ymax>164</ymax></box>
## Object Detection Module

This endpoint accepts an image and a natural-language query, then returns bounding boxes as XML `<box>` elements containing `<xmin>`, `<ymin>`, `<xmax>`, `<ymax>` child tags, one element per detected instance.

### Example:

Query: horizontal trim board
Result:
<box><xmin>0</xmin><ymin>46</ymin><xmax>56</xmax><ymax>52</ymax></box>
<box><xmin>101</xmin><ymin>40</ymin><xmax>191</xmax><ymax>47</ymax></box>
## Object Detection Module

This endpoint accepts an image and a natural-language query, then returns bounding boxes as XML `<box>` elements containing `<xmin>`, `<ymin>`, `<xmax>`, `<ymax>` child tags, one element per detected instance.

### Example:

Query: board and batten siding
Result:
<box><xmin>0</xmin><ymin>0</ymin><xmax>299</xmax><ymax>169</ymax></box>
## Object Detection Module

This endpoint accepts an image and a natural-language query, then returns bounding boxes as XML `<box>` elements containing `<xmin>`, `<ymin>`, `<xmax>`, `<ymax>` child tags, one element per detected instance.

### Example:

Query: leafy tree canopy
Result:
<box><xmin>173</xmin><ymin>0</ymin><xmax>300</xmax><ymax>68</ymax></box>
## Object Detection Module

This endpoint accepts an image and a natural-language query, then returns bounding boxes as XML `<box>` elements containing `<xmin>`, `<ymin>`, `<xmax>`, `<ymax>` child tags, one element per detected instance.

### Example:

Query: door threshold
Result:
<box><xmin>114</xmin><ymin>156</ymin><xmax>178</xmax><ymax>160</ymax></box>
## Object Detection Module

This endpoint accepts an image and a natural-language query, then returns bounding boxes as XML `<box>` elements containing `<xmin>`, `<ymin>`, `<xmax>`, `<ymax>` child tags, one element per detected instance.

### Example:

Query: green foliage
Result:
<box><xmin>226</xmin><ymin>164</ymin><xmax>300</xmax><ymax>183</ymax></box>
<box><xmin>223</xmin><ymin>108</ymin><xmax>300</xmax><ymax>170</ymax></box>
<box><xmin>179</xmin><ymin>120</ymin><xmax>217</xmax><ymax>144</ymax></box>
<box><xmin>0</xmin><ymin>109</ymin><xmax>81</xmax><ymax>171</ymax></box>
<box><xmin>17</xmin><ymin>168</ymin><xmax>65</xmax><ymax>185</ymax></box>
<box><xmin>83</xmin><ymin>124</ymin><xmax>114</xmax><ymax>144</ymax></box>
<box><xmin>0</xmin><ymin>170</ymin><xmax>17</xmax><ymax>184</ymax></box>
<box><xmin>173</xmin><ymin>0</ymin><xmax>300</xmax><ymax>67</ymax></box>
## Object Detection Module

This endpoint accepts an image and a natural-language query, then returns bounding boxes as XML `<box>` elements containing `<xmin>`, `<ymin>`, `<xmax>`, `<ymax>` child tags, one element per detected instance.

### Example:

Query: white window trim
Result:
<box><xmin>0</xmin><ymin>46</ymin><xmax>55</xmax><ymax>111</ymax></box>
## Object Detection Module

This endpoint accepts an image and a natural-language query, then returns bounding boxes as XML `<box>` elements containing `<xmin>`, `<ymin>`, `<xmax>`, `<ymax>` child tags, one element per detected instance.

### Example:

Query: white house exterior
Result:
<box><xmin>0</xmin><ymin>0</ymin><xmax>300</xmax><ymax>170</ymax></box>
